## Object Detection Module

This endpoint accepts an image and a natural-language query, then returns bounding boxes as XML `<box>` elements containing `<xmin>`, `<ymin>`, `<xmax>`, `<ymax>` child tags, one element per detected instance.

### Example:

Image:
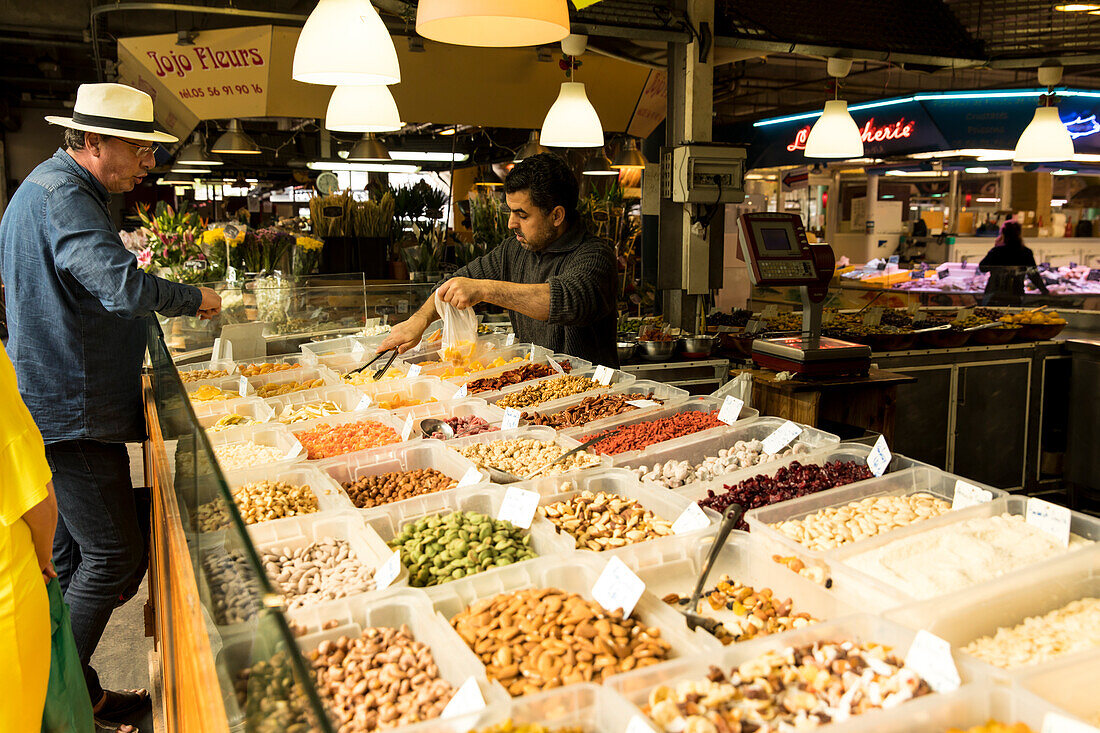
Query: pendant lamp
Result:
<box><xmin>416</xmin><ymin>0</ymin><xmax>569</xmax><ymax>47</ymax></box>
<box><xmin>1014</xmin><ymin>66</ymin><xmax>1075</xmax><ymax>163</ymax></box>
<box><xmin>293</xmin><ymin>0</ymin><xmax>400</xmax><ymax>86</ymax></box>
<box><xmin>325</xmin><ymin>85</ymin><xmax>402</xmax><ymax>132</ymax></box>
<box><xmin>211</xmin><ymin>120</ymin><xmax>261</xmax><ymax>154</ymax></box>
<box><xmin>177</xmin><ymin>132</ymin><xmax>223</xmax><ymax>165</ymax></box>
<box><xmin>347</xmin><ymin>133</ymin><xmax>392</xmax><ymax>161</ymax></box>
<box><xmin>582</xmin><ymin>151</ymin><xmax>618</xmax><ymax>176</ymax></box>
<box><xmin>612</xmin><ymin>138</ymin><xmax>647</xmax><ymax>169</ymax></box>
<box><xmin>541</xmin><ymin>36</ymin><xmax>603</xmax><ymax>148</ymax></box>
<box><xmin>514</xmin><ymin>131</ymin><xmax>550</xmax><ymax>163</ymax></box>
<box><xmin>475</xmin><ymin>166</ymin><xmax>504</xmax><ymax>186</ymax></box>
<box><xmin>804</xmin><ymin>59</ymin><xmax>864</xmax><ymax>160</ymax></box>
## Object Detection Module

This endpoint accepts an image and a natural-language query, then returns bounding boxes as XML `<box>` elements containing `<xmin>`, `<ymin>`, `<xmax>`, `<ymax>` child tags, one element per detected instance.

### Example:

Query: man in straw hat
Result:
<box><xmin>0</xmin><ymin>82</ymin><xmax>221</xmax><ymax>731</ymax></box>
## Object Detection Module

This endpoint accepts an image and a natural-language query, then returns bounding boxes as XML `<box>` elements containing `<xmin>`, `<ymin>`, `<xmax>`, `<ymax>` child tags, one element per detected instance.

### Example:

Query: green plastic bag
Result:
<box><xmin>41</xmin><ymin>577</ymin><xmax>94</xmax><ymax>733</ymax></box>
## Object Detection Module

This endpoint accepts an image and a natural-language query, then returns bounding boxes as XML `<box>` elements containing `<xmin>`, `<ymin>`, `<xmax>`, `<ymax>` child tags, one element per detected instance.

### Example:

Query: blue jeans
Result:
<box><xmin>44</xmin><ymin>439</ymin><xmax>145</xmax><ymax>703</ymax></box>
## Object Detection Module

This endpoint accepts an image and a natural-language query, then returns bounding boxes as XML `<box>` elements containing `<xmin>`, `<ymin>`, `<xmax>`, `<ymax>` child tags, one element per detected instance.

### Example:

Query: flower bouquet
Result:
<box><xmin>292</xmin><ymin>235</ymin><xmax>324</xmax><ymax>276</ymax></box>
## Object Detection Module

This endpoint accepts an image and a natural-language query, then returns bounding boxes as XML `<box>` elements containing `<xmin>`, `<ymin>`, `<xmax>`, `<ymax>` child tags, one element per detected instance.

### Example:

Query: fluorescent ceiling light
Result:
<box><xmin>541</xmin><ymin>82</ymin><xmax>603</xmax><ymax>148</ymax></box>
<box><xmin>1052</xmin><ymin>168</ymin><xmax>1077</xmax><ymax>175</ymax></box>
<box><xmin>307</xmin><ymin>160</ymin><xmax>419</xmax><ymax>173</ymax></box>
<box><xmin>1015</xmin><ymin>106</ymin><xmax>1075</xmax><ymax>162</ymax></box>
<box><xmin>964</xmin><ymin>167</ymin><xmax>990</xmax><ymax>173</ymax></box>
<box><xmin>1053</xmin><ymin>3</ymin><xmax>1100</xmax><ymax>9</ymax></box>
<box><xmin>293</xmin><ymin>0</ymin><xmax>400</xmax><ymax>85</ymax></box>
<box><xmin>909</xmin><ymin>149</ymin><xmax>1015</xmax><ymax>160</ymax></box>
<box><xmin>325</xmin><ymin>85</ymin><xmax>402</xmax><ymax>133</ymax></box>
<box><xmin>1052</xmin><ymin>198</ymin><xmax>1068</xmax><ymax>206</ymax></box>
<box><xmin>975</xmin><ymin>197</ymin><xmax>1001</xmax><ymax>203</ymax></box>
<box><xmin>388</xmin><ymin>150</ymin><xmax>470</xmax><ymax>162</ymax></box>
<box><xmin>171</xmin><ymin>166</ymin><xmax>211</xmax><ymax>174</ymax></box>
<box><xmin>805</xmin><ymin>100</ymin><xmax>864</xmax><ymax>159</ymax></box>
<box><xmin>416</xmin><ymin>0</ymin><xmax>569</xmax><ymax>47</ymax></box>
<box><xmin>884</xmin><ymin>170</ymin><xmax>948</xmax><ymax>177</ymax></box>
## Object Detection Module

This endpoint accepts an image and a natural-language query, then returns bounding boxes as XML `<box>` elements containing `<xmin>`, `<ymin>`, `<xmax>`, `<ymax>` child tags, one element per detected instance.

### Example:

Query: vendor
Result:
<box><xmin>978</xmin><ymin>220</ymin><xmax>1048</xmax><ymax>306</ymax></box>
<box><xmin>379</xmin><ymin>153</ymin><xmax>620</xmax><ymax>366</ymax></box>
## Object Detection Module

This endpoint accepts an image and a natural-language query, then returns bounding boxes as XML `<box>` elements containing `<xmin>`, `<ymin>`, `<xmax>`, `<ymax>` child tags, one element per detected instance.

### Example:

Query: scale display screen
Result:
<box><xmin>759</xmin><ymin>226</ymin><xmax>797</xmax><ymax>253</ymax></box>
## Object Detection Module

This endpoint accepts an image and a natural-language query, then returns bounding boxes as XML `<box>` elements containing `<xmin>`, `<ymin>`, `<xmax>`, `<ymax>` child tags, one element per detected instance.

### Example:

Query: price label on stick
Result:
<box><xmin>762</xmin><ymin>420</ymin><xmax>802</xmax><ymax>455</ymax></box>
<box><xmin>745</xmin><ymin>319</ymin><xmax>763</xmax><ymax>335</ymax></box>
<box><xmin>457</xmin><ymin>466</ymin><xmax>482</xmax><ymax>487</ymax></box>
<box><xmin>440</xmin><ymin>677</ymin><xmax>486</xmax><ymax>719</ymax></box>
<box><xmin>862</xmin><ymin>308</ymin><xmax>883</xmax><ymax>327</ymax></box>
<box><xmin>501</xmin><ymin>407</ymin><xmax>521</xmax><ymax>430</ymax></box>
<box><xmin>401</xmin><ymin>414</ymin><xmax>416</xmax><ymax>441</ymax></box>
<box><xmin>762</xmin><ymin>304</ymin><xmax>779</xmax><ymax>319</ymax></box>
<box><xmin>355</xmin><ymin>394</ymin><xmax>373</xmax><ymax>412</ymax></box>
<box><xmin>906</xmin><ymin>301</ymin><xmax>921</xmax><ymax>316</ymax></box>
<box><xmin>1026</xmin><ymin>497</ymin><xmax>1071</xmax><ymax>547</ymax></box>
<box><xmin>373</xmin><ymin>550</ymin><xmax>401</xmax><ymax>590</ymax></box>
<box><xmin>671</xmin><ymin>503</ymin><xmax>711</xmax><ymax>535</ymax></box>
<box><xmin>453</xmin><ymin>384</ymin><xmax>468</xmax><ymax>399</ymax></box>
<box><xmin>547</xmin><ymin>357</ymin><xmax>565</xmax><ymax>374</ymax></box>
<box><xmin>905</xmin><ymin>630</ymin><xmax>961</xmax><ymax>693</ymax></box>
<box><xmin>593</xmin><ymin>365</ymin><xmax>614</xmax><ymax>385</ymax></box>
<box><xmin>505</xmin><ymin>333</ymin><xmax>515</xmax><ymax>346</ymax></box>
<box><xmin>350</xmin><ymin>342</ymin><xmax>367</xmax><ymax>361</ymax></box>
<box><xmin>1042</xmin><ymin>712</ymin><xmax>1099</xmax><ymax>733</ymax></box>
<box><xmin>626</xmin><ymin>399</ymin><xmax>659</xmax><ymax>409</ymax></box>
<box><xmin>626</xmin><ymin>715</ymin><xmax>658</xmax><ymax>733</ymax></box>
<box><xmin>407</xmin><ymin>363</ymin><xmax>422</xmax><ymax>378</ymax></box>
<box><xmin>238</xmin><ymin>376</ymin><xmax>250</xmax><ymax>397</ymax></box>
<box><xmin>952</xmin><ymin>479</ymin><xmax>992</xmax><ymax>510</ymax></box>
<box><xmin>497</xmin><ymin>486</ymin><xmax>540</xmax><ymax>529</ymax></box>
<box><xmin>591</xmin><ymin>556</ymin><xmax>646</xmax><ymax>617</ymax></box>
<box><xmin>717</xmin><ymin>396</ymin><xmax>744</xmax><ymax>425</ymax></box>
<box><xmin>866</xmin><ymin>435</ymin><xmax>892</xmax><ymax>477</ymax></box>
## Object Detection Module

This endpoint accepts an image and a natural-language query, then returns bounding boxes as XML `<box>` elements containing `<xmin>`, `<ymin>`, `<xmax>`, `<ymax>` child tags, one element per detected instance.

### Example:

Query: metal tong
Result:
<box><xmin>346</xmin><ymin>348</ymin><xmax>400</xmax><ymax>381</ymax></box>
<box><xmin>681</xmin><ymin>503</ymin><xmax>745</xmax><ymax>635</ymax></box>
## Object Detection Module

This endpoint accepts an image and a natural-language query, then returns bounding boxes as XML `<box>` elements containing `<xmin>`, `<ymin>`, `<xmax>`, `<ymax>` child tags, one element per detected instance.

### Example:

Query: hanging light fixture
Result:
<box><xmin>582</xmin><ymin>151</ymin><xmax>619</xmax><ymax>176</ymax></box>
<box><xmin>325</xmin><ymin>85</ymin><xmax>402</xmax><ymax>132</ymax></box>
<box><xmin>415</xmin><ymin>0</ymin><xmax>569</xmax><ymax>48</ymax></box>
<box><xmin>513</xmin><ymin>131</ymin><xmax>550</xmax><ymax>163</ymax></box>
<box><xmin>347</xmin><ymin>133</ymin><xmax>392</xmax><ymax>161</ymax></box>
<box><xmin>475</xmin><ymin>166</ymin><xmax>504</xmax><ymax>186</ymax></box>
<box><xmin>158</xmin><ymin>172</ymin><xmax>196</xmax><ymax>186</ymax></box>
<box><xmin>612</xmin><ymin>137</ymin><xmax>647</xmax><ymax>169</ymax></box>
<box><xmin>541</xmin><ymin>35</ymin><xmax>603</xmax><ymax>148</ymax></box>
<box><xmin>211</xmin><ymin>120</ymin><xmax>261</xmax><ymax>154</ymax></box>
<box><xmin>293</xmin><ymin>0</ymin><xmax>400</xmax><ymax>86</ymax></box>
<box><xmin>1014</xmin><ymin>66</ymin><xmax>1075</xmax><ymax>162</ymax></box>
<box><xmin>176</xmin><ymin>132</ymin><xmax>223</xmax><ymax>165</ymax></box>
<box><xmin>804</xmin><ymin>58</ymin><xmax>864</xmax><ymax>159</ymax></box>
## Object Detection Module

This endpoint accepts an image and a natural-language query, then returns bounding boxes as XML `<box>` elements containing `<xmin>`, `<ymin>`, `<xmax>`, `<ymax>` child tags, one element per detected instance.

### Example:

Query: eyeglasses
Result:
<box><xmin>110</xmin><ymin>136</ymin><xmax>159</xmax><ymax>158</ymax></box>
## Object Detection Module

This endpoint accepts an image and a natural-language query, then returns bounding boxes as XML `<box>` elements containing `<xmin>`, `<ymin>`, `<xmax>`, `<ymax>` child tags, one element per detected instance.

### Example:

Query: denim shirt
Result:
<box><xmin>0</xmin><ymin>149</ymin><xmax>200</xmax><ymax>443</ymax></box>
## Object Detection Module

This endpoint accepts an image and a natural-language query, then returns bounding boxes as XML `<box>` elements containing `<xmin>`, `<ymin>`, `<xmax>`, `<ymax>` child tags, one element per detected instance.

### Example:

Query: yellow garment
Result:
<box><xmin>0</xmin><ymin>341</ymin><xmax>52</xmax><ymax>730</ymax></box>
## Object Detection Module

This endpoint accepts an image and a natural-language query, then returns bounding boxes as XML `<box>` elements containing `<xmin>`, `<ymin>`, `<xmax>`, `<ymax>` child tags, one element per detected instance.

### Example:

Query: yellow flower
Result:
<box><xmin>202</xmin><ymin>228</ymin><xmax>226</xmax><ymax>245</ymax></box>
<box><xmin>296</xmin><ymin>235</ymin><xmax>324</xmax><ymax>251</ymax></box>
<box><xmin>229</xmin><ymin>232</ymin><xmax>246</xmax><ymax>246</ymax></box>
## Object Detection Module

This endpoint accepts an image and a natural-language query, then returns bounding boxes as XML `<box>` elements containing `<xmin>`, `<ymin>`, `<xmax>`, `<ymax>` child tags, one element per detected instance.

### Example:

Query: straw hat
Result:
<box><xmin>45</xmin><ymin>83</ymin><xmax>178</xmax><ymax>143</ymax></box>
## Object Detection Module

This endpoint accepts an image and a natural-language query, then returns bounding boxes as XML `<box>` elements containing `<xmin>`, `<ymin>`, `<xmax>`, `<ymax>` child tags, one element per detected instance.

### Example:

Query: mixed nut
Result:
<box><xmin>662</xmin><ymin>574</ymin><xmax>816</xmax><ymax>644</ymax></box>
<box><xmin>630</xmin><ymin>439</ymin><xmax>811</xmax><ymax>489</ymax></box>
<box><xmin>341</xmin><ymin>468</ymin><xmax>456</xmax><ymax>509</ymax></box>
<box><xmin>538</xmin><ymin>489</ymin><xmax>673</xmax><ymax>551</ymax></box>
<box><xmin>521</xmin><ymin>392</ymin><xmax>664</xmax><ymax>429</ymax></box>
<box><xmin>495</xmin><ymin>375</ymin><xmax>602</xmax><ymax>410</ymax></box>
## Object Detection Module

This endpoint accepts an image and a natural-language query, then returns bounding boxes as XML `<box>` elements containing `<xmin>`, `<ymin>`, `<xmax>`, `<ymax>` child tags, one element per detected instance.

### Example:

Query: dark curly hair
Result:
<box><xmin>503</xmin><ymin>152</ymin><xmax>579</xmax><ymax>224</ymax></box>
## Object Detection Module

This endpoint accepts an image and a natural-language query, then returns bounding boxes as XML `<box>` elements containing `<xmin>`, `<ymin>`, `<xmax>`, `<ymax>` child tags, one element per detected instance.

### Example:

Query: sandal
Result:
<box><xmin>93</xmin><ymin>688</ymin><xmax>150</xmax><ymax>732</ymax></box>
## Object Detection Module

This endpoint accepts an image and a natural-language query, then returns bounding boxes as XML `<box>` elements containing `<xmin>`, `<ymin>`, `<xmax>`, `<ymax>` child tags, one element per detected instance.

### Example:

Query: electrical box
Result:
<box><xmin>661</xmin><ymin>143</ymin><xmax>747</xmax><ymax>204</ymax></box>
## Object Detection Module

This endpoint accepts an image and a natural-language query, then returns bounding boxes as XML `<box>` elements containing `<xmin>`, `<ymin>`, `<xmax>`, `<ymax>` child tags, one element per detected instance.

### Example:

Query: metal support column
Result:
<box><xmin>825</xmin><ymin>168</ymin><xmax>841</xmax><ymax>245</ymax></box>
<box><xmin>866</xmin><ymin>174</ymin><xmax>879</xmax><ymax>233</ymax></box>
<box><xmin>948</xmin><ymin>170</ymin><xmax>959</xmax><ymax>233</ymax></box>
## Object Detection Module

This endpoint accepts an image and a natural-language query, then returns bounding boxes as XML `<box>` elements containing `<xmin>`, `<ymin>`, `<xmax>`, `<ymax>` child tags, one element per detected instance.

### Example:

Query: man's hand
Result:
<box><xmin>378</xmin><ymin>314</ymin><xmax>428</xmax><ymax>354</ymax></box>
<box><xmin>197</xmin><ymin>286</ymin><xmax>222</xmax><ymax>321</ymax></box>
<box><xmin>436</xmin><ymin>277</ymin><xmax>487</xmax><ymax>309</ymax></box>
<box><xmin>42</xmin><ymin>561</ymin><xmax>57</xmax><ymax>583</ymax></box>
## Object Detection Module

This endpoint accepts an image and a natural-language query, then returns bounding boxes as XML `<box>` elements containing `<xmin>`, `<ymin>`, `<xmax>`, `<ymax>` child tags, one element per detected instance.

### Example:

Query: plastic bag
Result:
<box><xmin>433</xmin><ymin>290</ymin><xmax>477</xmax><ymax>359</ymax></box>
<box><xmin>41</xmin><ymin>577</ymin><xmax>94</xmax><ymax>733</ymax></box>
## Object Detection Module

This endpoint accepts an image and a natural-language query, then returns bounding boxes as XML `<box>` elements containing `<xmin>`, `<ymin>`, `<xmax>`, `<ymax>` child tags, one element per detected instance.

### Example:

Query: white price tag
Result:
<box><xmin>501</xmin><ymin>407</ymin><xmax>521</xmax><ymax>430</ymax></box>
<box><xmin>671</xmin><ymin>503</ymin><xmax>711</xmax><ymax>535</ymax></box>
<box><xmin>373</xmin><ymin>550</ymin><xmax>401</xmax><ymax>590</ymax></box>
<box><xmin>626</xmin><ymin>716</ymin><xmax>657</xmax><ymax>733</ymax></box>
<box><xmin>497</xmin><ymin>486</ymin><xmax>541</xmax><ymax>529</ymax></box>
<box><xmin>1042</xmin><ymin>712</ymin><xmax>1099</xmax><ymax>733</ymax></box>
<box><xmin>457</xmin><ymin>466</ymin><xmax>482</xmax><ymax>487</ymax></box>
<box><xmin>762</xmin><ymin>420</ymin><xmax>803</xmax><ymax>455</ymax></box>
<box><xmin>862</xmin><ymin>308</ymin><xmax>883</xmax><ymax>327</ymax></box>
<box><xmin>407</xmin><ymin>363</ymin><xmax>422</xmax><ymax>378</ymax></box>
<box><xmin>238</xmin><ymin>376</ymin><xmax>250</xmax><ymax>397</ymax></box>
<box><xmin>762</xmin><ymin>304</ymin><xmax>779</xmax><ymax>319</ymax></box>
<box><xmin>440</xmin><ymin>677</ymin><xmax>486</xmax><ymax>719</ymax></box>
<box><xmin>355</xmin><ymin>394</ymin><xmax>373</xmax><ymax>412</ymax></box>
<box><xmin>717</xmin><ymin>396</ymin><xmax>744</xmax><ymax>425</ymax></box>
<box><xmin>1027</xmin><ymin>497</ymin><xmax>1071</xmax><ymax>547</ymax></box>
<box><xmin>505</xmin><ymin>333</ymin><xmax>515</xmax><ymax>346</ymax></box>
<box><xmin>284</xmin><ymin>441</ymin><xmax>304</xmax><ymax>461</ymax></box>
<box><xmin>593</xmin><ymin>365</ymin><xmax>614</xmax><ymax>385</ymax></box>
<box><xmin>591</xmin><ymin>556</ymin><xmax>646</xmax><ymax>617</ymax></box>
<box><xmin>547</xmin><ymin>357</ymin><xmax>565</xmax><ymax>374</ymax></box>
<box><xmin>906</xmin><ymin>301</ymin><xmax>921</xmax><ymax>315</ymax></box>
<box><xmin>453</xmin><ymin>384</ymin><xmax>468</xmax><ymax>399</ymax></box>
<box><xmin>866</xmin><ymin>435</ymin><xmax>892</xmax><ymax>477</ymax></box>
<box><xmin>364</xmin><ymin>317</ymin><xmax>380</xmax><ymax>329</ymax></box>
<box><xmin>401</xmin><ymin>414</ymin><xmax>416</xmax><ymax>441</ymax></box>
<box><xmin>904</xmin><ymin>630</ymin><xmax>961</xmax><ymax>693</ymax></box>
<box><xmin>952</xmin><ymin>479</ymin><xmax>992</xmax><ymax>510</ymax></box>
<box><xmin>955</xmin><ymin>307</ymin><xmax>975</xmax><ymax>322</ymax></box>
<box><xmin>626</xmin><ymin>399</ymin><xmax>660</xmax><ymax>409</ymax></box>
<box><xmin>350</xmin><ymin>342</ymin><xmax>367</xmax><ymax>361</ymax></box>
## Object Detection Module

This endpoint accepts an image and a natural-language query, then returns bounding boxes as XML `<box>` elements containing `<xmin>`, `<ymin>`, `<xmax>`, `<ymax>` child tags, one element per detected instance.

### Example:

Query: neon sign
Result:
<box><xmin>787</xmin><ymin>118</ymin><xmax>917</xmax><ymax>152</ymax></box>
<box><xmin>1063</xmin><ymin>113</ymin><xmax>1100</xmax><ymax>140</ymax></box>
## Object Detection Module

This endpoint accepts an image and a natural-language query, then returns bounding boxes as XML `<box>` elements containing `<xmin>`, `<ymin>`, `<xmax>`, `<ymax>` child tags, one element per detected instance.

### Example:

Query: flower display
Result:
<box><xmin>292</xmin><ymin>235</ymin><xmax>324</xmax><ymax>276</ymax></box>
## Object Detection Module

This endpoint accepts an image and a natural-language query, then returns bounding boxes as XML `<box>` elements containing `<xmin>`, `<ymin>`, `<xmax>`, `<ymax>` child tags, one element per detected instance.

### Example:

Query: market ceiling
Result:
<box><xmin>4</xmin><ymin>1</ymin><xmax>1100</xmax><ymax>130</ymax></box>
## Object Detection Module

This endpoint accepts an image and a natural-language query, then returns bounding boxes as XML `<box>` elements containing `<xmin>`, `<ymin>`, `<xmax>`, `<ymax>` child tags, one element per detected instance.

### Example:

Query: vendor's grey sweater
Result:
<box><xmin>453</xmin><ymin>223</ymin><xmax>620</xmax><ymax>368</ymax></box>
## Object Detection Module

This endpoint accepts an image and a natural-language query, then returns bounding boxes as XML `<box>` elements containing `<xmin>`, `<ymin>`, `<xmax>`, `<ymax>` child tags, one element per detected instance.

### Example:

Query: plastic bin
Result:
<box><xmin>352</xmin><ymin>376</ymin><xmax>461</xmax><ymax>417</ymax></box>
<box><xmin>607</xmin><ymin>613</ymin><xmax>987</xmax><ymax>732</ymax></box>
<box><xmin>359</xmin><ymin>484</ymin><xmax>569</xmax><ymax>588</ymax></box>
<box><xmin>831</xmin><ymin>495</ymin><xmax>1100</xmax><ymax>611</ymax></box>
<box><xmin>485</xmin><ymin>366</ymin><xmax>637</xmax><ymax>413</ymax></box>
<box><xmin>400</xmin><ymin>343</ymin><xmax>550</xmax><ymax>381</ymax></box>
<box><xmin>512</xmin><ymin>378</ymin><xmax>687</xmax><ymax>430</ymax></box>
<box><xmin>186</xmin><ymin>375</ymin><xmax>254</xmax><ymax>404</ymax></box>
<box><xmin>219</xmin><ymin>462</ymin><xmax>356</xmax><ymax>529</ymax></box>
<box><xmin>885</xmin><ymin>544</ymin><xmax>1100</xmax><ymax>683</ymax></box>
<box><xmin>196</xmin><ymin>397</ymin><xmax>276</xmax><ymax>431</ymax></box>
<box><xmin>613</xmin><ymin>416</ymin><xmax>839</xmax><ymax>490</ymax></box>
<box><xmin>176</xmin><ymin>358</ymin><xmax>236</xmax><ymax>384</ymax></box>
<box><xmin>262</xmin><ymin>384</ymin><xmax>367</xmax><ymax>423</ymax></box>
<box><xmin>316</xmin><ymin>440</ymin><xmax>488</xmax><ymax>511</ymax></box>
<box><xmin>205</xmin><ymin>423</ymin><xmax>305</xmax><ymax>472</ymax></box>
<box><xmin>1017</xmin><ymin>648</ymin><xmax>1100</xmax><ymax>726</ymax></box>
<box><xmin>423</xmin><ymin>554</ymin><xmax>720</xmax><ymax>694</ymax></box>
<box><xmin>442</xmin><ymin>426</ymin><xmax>610</xmax><ymax>477</ymax></box>
<box><xmin>400</xmin><ymin>398</ymin><xmax>507</xmax><ymax>437</ymax></box>
<box><xmin>245</xmin><ymin>364</ymin><xmax>340</xmax><ymax>394</ymax></box>
<box><xmin>285</xmin><ymin>408</ymin><xmax>413</xmax><ymax>462</ymax></box>
<box><xmin>459</xmin><ymin>352</ymin><xmax>593</xmax><ymax>396</ymax></box>
<box><xmin>248</xmin><ymin>511</ymin><xmax>406</xmax><ymax>610</ymax></box>
<box><xmin>745</xmin><ymin>466</ymin><xmax>1008</xmax><ymax>574</ymax></box>
<box><xmin>631</xmin><ymin>530</ymin><xmax>855</xmax><ymax>645</ymax></box>
<box><xmin>515</xmin><ymin>467</ymin><xmax>721</xmax><ymax>567</ymax></box>
<box><xmin>234</xmin><ymin>352</ymin><xmax>313</xmax><ymax>374</ymax></box>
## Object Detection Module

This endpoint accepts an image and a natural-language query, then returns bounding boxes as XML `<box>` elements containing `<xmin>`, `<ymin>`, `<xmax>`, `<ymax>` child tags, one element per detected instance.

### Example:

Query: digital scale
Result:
<box><xmin>738</xmin><ymin>212</ymin><xmax>871</xmax><ymax>377</ymax></box>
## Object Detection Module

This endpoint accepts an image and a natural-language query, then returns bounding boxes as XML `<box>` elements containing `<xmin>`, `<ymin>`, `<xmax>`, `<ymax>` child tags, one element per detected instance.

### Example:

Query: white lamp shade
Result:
<box><xmin>1014</xmin><ymin>106</ymin><xmax>1075</xmax><ymax>162</ymax></box>
<box><xmin>416</xmin><ymin>0</ymin><xmax>569</xmax><ymax>47</ymax></box>
<box><xmin>293</xmin><ymin>0</ymin><xmax>400</xmax><ymax>85</ymax></box>
<box><xmin>804</xmin><ymin>100</ymin><xmax>864</xmax><ymax>159</ymax></box>
<box><xmin>325</xmin><ymin>85</ymin><xmax>402</xmax><ymax>132</ymax></box>
<box><xmin>540</xmin><ymin>82</ymin><xmax>604</xmax><ymax>148</ymax></box>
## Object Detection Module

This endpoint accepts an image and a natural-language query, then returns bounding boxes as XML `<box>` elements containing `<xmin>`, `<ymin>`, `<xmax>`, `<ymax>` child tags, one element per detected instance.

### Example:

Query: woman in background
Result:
<box><xmin>979</xmin><ymin>220</ymin><xmax>1049</xmax><ymax>306</ymax></box>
